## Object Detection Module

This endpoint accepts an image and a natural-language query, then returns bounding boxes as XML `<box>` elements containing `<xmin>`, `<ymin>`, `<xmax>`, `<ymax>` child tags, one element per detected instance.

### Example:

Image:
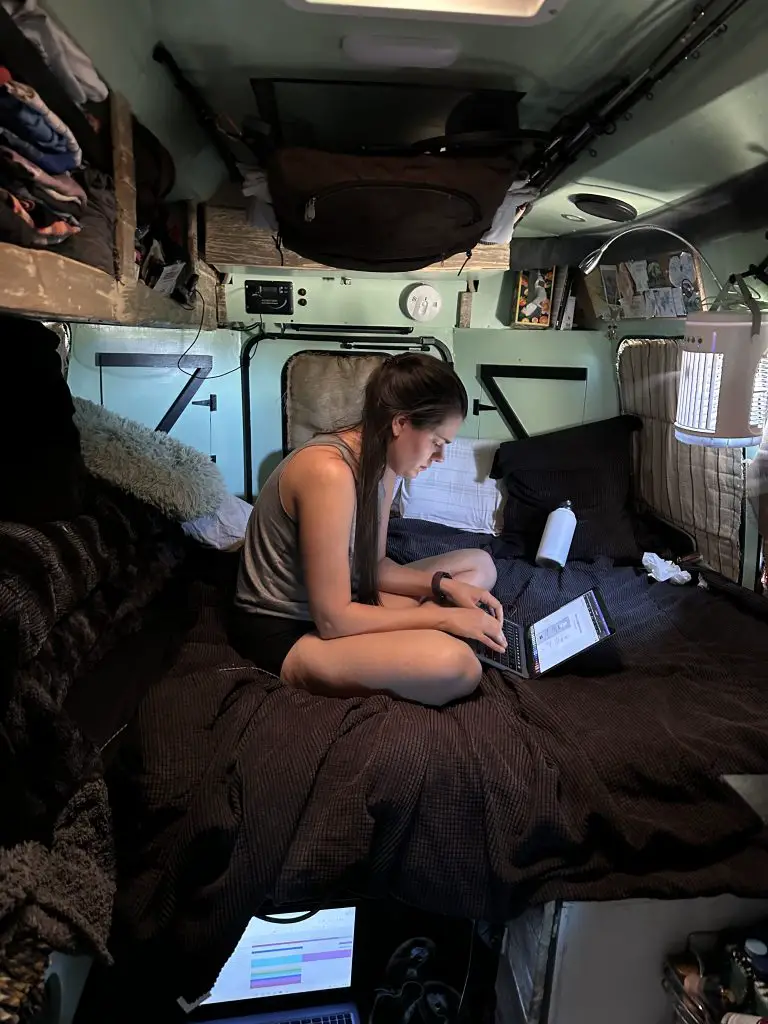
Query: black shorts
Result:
<box><xmin>229</xmin><ymin>607</ymin><xmax>315</xmax><ymax>677</ymax></box>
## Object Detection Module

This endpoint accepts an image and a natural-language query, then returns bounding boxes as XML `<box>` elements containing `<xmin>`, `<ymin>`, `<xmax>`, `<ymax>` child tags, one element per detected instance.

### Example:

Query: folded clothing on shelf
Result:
<box><xmin>0</xmin><ymin>77</ymin><xmax>82</xmax><ymax>163</ymax></box>
<box><xmin>0</xmin><ymin>144</ymin><xmax>86</xmax><ymax>200</ymax></box>
<box><xmin>0</xmin><ymin>67</ymin><xmax>91</xmax><ymax>249</ymax></box>
<box><xmin>0</xmin><ymin>184</ymin><xmax>80</xmax><ymax>244</ymax></box>
<box><xmin>0</xmin><ymin>123</ymin><xmax>77</xmax><ymax>173</ymax></box>
<box><xmin>0</xmin><ymin>67</ymin><xmax>81</xmax><ymax>174</ymax></box>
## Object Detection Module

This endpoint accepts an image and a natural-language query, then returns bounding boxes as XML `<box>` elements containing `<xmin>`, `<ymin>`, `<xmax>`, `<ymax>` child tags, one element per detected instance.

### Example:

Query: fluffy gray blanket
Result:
<box><xmin>73</xmin><ymin>398</ymin><xmax>226</xmax><ymax>522</ymax></box>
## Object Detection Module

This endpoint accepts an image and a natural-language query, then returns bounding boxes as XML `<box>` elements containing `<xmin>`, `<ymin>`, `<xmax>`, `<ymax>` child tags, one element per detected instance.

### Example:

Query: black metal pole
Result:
<box><xmin>153</xmin><ymin>42</ymin><xmax>243</xmax><ymax>184</ymax></box>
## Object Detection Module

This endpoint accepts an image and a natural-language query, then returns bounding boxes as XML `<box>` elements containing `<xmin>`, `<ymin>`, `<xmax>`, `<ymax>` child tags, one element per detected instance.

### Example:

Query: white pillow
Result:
<box><xmin>398</xmin><ymin>437</ymin><xmax>503</xmax><ymax>535</ymax></box>
<box><xmin>182</xmin><ymin>493</ymin><xmax>253</xmax><ymax>551</ymax></box>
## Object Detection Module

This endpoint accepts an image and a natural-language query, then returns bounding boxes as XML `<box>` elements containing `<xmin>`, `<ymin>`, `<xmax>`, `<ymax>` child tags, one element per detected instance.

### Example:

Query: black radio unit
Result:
<box><xmin>244</xmin><ymin>280</ymin><xmax>294</xmax><ymax>315</ymax></box>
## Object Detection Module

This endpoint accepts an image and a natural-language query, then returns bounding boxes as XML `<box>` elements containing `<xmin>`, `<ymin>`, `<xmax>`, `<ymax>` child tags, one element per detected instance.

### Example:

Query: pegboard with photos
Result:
<box><xmin>582</xmin><ymin>250</ymin><xmax>705</xmax><ymax>321</ymax></box>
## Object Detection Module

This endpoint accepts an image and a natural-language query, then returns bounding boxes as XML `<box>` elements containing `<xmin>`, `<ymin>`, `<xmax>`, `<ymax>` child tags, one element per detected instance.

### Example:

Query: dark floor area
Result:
<box><xmin>73</xmin><ymin>902</ymin><xmax>500</xmax><ymax>1024</ymax></box>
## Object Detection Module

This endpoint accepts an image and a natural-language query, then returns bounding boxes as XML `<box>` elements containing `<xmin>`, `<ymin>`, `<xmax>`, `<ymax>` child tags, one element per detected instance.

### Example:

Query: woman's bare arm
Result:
<box><xmin>375</xmin><ymin>468</ymin><xmax>436</xmax><ymax>601</ymax></box>
<box><xmin>284</xmin><ymin>450</ymin><xmax>504</xmax><ymax>649</ymax></box>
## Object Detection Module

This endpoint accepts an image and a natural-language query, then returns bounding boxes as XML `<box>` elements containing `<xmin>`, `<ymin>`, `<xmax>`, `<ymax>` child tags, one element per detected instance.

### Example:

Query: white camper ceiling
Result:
<box><xmin>48</xmin><ymin>0</ymin><xmax>768</xmax><ymax>238</ymax></box>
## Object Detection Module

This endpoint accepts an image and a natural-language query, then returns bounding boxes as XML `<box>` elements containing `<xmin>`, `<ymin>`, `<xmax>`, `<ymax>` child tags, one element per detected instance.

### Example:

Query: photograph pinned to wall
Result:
<box><xmin>668</xmin><ymin>251</ymin><xmax>703</xmax><ymax>313</ymax></box>
<box><xmin>647</xmin><ymin>260</ymin><xmax>666</xmax><ymax>289</ymax></box>
<box><xmin>580</xmin><ymin>250</ymin><xmax>705</xmax><ymax>321</ymax></box>
<box><xmin>600</xmin><ymin>265</ymin><xmax>619</xmax><ymax>307</ymax></box>
<box><xmin>513</xmin><ymin>267</ymin><xmax>556</xmax><ymax>327</ymax></box>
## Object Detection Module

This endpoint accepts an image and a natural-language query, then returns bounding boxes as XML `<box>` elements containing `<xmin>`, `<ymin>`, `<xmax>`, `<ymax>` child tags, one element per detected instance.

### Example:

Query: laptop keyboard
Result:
<box><xmin>274</xmin><ymin>1015</ymin><xmax>353</xmax><ymax>1024</ymax></box>
<box><xmin>480</xmin><ymin>620</ymin><xmax>523</xmax><ymax>674</ymax></box>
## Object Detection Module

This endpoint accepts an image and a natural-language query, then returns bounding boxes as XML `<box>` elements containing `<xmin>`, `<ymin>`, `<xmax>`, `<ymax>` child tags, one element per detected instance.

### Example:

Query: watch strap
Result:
<box><xmin>431</xmin><ymin>571</ymin><xmax>453</xmax><ymax>604</ymax></box>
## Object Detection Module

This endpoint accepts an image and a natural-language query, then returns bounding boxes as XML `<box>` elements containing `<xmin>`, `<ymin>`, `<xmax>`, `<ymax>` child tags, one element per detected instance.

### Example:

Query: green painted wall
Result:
<box><xmin>63</xmin><ymin>259</ymin><xmax>705</xmax><ymax>503</ymax></box>
<box><xmin>67</xmin><ymin>323</ymin><xmax>245</xmax><ymax>495</ymax></box>
<box><xmin>64</xmin><ymin>259</ymin><xmax>710</xmax><ymax>504</ymax></box>
<box><xmin>226</xmin><ymin>267</ymin><xmax>621</xmax><ymax>489</ymax></box>
<box><xmin>46</xmin><ymin>0</ymin><xmax>225</xmax><ymax>200</ymax></box>
<box><xmin>225</xmin><ymin>268</ymin><xmax>514</xmax><ymax>331</ymax></box>
<box><xmin>454</xmin><ymin>328</ymin><xmax>620</xmax><ymax>440</ymax></box>
<box><xmin>228</xmin><ymin>268</ymin><xmax>463</xmax><ymax>491</ymax></box>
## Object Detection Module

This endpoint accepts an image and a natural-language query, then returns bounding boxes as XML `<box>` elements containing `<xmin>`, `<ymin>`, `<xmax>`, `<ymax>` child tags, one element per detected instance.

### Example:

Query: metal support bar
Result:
<box><xmin>277</xmin><ymin>323</ymin><xmax>414</xmax><ymax>335</ymax></box>
<box><xmin>153</xmin><ymin>42</ymin><xmax>242</xmax><ymax>183</ymax></box>
<box><xmin>530</xmin><ymin>0</ymin><xmax>755</xmax><ymax>195</ymax></box>
<box><xmin>155</xmin><ymin>371</ymin><xmax>206</xmax><ymax>433</ymax></box>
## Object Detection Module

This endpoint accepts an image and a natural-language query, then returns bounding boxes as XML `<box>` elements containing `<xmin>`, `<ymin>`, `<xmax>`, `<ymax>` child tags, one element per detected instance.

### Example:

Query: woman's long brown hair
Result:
<box><xmin>351</xmin><ymin>353</ymin><xmax>468</xmax><ymax>605</ymax></box>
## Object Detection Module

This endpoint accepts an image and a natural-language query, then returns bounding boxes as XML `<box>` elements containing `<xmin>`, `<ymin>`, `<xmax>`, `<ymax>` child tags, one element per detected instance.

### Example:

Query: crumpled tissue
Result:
<box><xmin>642</xmin><ymin>552</ymin><xmax>692</xmax><ymax>586</ymax></box>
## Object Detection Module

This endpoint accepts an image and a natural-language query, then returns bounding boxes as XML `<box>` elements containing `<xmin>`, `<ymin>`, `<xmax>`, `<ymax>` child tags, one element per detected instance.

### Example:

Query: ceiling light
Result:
<box><xmin>561</xmin><ymin>213</ymin><xmax>586</xmax><ymax>223</ymax></box>
<box><xmin>569</xmin><ymin>193</ymin><xmax>637</xmax><ymax>223</ymax></box>
<box><xmin>285</xmin><ymin>0</ymin><xmax>572</xmax><ymax>26</ymax></box>
<box><xmin>342</xmin><ymin>32</ymin><xmax>459</xmax><ymax>66</ymax></box>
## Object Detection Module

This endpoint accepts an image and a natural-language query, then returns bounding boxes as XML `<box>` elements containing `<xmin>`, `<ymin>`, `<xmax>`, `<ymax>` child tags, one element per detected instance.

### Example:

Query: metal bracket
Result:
<box><xmin>192</xmin><ymin>393</ymin><xmax>217</xmax><ymax>412</ymax></box>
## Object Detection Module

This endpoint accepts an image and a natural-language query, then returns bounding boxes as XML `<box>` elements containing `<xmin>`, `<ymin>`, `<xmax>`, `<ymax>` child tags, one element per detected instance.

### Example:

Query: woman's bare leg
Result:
<box><xmin>280</xmin><ymin>550</ymin><xmax>495</xmax><ymax>706</ymax></box>
<box><xmin>401</xmin><ymin>547</ymin><xmax>497</xmax><ymax>590</ymax></box>
<box><xmin>281</xmin><ymin>629</ymin><xmax>482</xmax><ymax>707</ymax></box>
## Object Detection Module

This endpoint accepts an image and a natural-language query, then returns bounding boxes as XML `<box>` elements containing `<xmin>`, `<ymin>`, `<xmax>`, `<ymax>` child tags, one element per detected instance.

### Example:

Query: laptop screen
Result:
<box><xmin>206</xmin><ymin>907</ymin><xmax>356</xmax><ymax>1005</ymax></box>
<box><xmin>529</xmin><ymin>590</ymin><xmax>612</xmax><ymax>675</ymax></box>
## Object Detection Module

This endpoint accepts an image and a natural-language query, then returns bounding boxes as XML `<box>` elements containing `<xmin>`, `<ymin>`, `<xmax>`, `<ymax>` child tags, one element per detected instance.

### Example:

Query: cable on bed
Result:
<box><xmin>456</xmin><ymin>919</ymin><xmax>475</xmax><ymax>1018</ymax></box>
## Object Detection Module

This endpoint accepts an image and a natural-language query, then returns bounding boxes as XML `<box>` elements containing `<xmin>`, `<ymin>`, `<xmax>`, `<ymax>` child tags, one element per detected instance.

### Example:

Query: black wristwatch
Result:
<box><xmin>431</xmin><ymin>571</ymin><xmax>453</xmax><ymax>605</ymax></box>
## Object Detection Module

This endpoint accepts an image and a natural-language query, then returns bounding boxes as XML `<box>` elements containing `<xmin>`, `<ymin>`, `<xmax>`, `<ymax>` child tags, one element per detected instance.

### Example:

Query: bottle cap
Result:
<box><xmin>746</xmin><ymin>938</ymin><xmax>768</xmax><ymax>958</ymax></box>
<box><xmin>559</xmin><ymin>500</ymin><xmax>573</xmax><ymax>510</ymax></box>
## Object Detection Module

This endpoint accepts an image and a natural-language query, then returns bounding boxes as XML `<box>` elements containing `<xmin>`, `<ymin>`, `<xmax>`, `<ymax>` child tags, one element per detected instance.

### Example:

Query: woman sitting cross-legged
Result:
<box><xmin>232</xmin><ymin>353</ymin><xmax>506</xmax><ymax>706</ymax></box>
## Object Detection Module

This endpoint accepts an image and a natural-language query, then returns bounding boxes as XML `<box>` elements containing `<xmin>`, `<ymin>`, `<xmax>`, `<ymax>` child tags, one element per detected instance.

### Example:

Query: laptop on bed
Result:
<box><xmin>185</xmin><ymin>905</ymin><xmax>360</xmax><ymax>1024</ymax></box>
<box><xmin>473</xmin><ymin>588</ymin><xmax>615</xmax><ymax>678</ymax></box>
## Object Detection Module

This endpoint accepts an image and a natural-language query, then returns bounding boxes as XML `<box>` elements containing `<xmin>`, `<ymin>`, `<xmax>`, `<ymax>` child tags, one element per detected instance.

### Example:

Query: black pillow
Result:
<box><xmin>491</xmin><ymin>415</ymin><xmax>642</xmax><ymax>561</ymax></box>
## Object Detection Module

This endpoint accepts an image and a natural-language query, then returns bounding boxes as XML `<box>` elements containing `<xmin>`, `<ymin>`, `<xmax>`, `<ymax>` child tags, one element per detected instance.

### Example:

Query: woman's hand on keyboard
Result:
<box><xmin>440</xmin><ymin>579</ymin><xmax>504</xmax><ymax>625</ymax></box>
<box><xmin>438</xmin><ymin>607</ymin><xmax>507</xmax><ymax>653</ymax></box>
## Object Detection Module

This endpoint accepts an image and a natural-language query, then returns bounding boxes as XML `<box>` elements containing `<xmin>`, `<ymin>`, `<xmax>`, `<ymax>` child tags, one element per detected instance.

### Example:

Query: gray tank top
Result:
<box><xmin>235</xmin><ymin>434</ymin><xmax>368</xmax><ymax>621</ymax></box>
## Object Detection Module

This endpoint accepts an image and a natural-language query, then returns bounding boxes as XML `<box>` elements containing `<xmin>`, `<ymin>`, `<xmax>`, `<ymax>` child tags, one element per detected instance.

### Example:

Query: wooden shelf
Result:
<box><xmin>204</xmin><ymin>205</ymin><xmax>512</xmax><ymax>273</ymax></box>
<box><xmin>0</xmin><ymin>92</ymin><xmax>220</xmax><ymax>329</ymax></box>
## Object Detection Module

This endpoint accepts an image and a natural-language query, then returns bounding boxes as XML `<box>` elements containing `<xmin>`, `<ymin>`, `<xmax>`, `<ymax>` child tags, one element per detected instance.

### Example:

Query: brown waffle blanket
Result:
<box><xmin>0</xmin><ymin>481</ymin><xmax>184</xmax><ymax>973</ymax></box>
<box><xmin>108</xmin><ymin>520</ymin><xmax>768</xmax><ymax>1002</ymax></box>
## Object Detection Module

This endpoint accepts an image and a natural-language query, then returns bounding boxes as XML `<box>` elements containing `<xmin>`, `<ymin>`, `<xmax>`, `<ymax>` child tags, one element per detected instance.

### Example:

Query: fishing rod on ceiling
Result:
<box><xmin>528</xmin><ymin>0</ymin><xmax>758</xmax><ymax>196</ymax></box>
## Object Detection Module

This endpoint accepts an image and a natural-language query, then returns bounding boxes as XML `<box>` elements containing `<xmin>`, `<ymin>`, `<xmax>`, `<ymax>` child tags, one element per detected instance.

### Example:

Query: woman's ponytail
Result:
<box><xmin>351</xmin><ymin>354</ymin><xmax>467</xmax><ymax>605</ymax></box>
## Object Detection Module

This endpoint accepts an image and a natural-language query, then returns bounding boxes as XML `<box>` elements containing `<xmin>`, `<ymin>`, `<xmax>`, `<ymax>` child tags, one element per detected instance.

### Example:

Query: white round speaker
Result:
<box><xmin>404</xmin><ymin>284</ymin><xmax>442</xmax><ymax>323</ymax></box>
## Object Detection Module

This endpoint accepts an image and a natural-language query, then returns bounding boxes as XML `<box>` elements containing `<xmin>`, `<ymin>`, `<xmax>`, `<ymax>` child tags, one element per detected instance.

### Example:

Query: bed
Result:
<box><xmin>102</xmin><ymin>358</ymin><xmax>768</xmax><ymax>1002</ymax></box>
<box><xmin>103</xmin><ymin>517</ymin><xmax>768</xmax><ymax>1003</ymax></box>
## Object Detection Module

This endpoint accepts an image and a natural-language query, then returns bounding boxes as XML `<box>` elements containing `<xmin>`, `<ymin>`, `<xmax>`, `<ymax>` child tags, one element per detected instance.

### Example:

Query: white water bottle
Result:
<box><xmin>535</xmin><ymin>500</ymin><xmax>576</xmax><ymax>569</ymax></box>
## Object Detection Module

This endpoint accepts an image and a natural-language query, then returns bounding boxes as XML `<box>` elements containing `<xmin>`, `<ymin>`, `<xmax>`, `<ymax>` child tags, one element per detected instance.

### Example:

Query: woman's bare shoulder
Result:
<box><xmin>281</xmin><ymin>444</ymin><xmax>355</xmax><ymax>492</ymax></box>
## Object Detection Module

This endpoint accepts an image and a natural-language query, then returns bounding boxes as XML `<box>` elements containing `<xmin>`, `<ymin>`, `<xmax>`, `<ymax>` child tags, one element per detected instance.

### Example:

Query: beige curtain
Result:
<box><xmin>746</xmin><ymin>416</ymin><xmax>768</xmax><ymax>564</ymax></box>
<box><xmin>618</xmin><ymin>337</ymin><xmax>744</xmax><ymax>581</ymax></box>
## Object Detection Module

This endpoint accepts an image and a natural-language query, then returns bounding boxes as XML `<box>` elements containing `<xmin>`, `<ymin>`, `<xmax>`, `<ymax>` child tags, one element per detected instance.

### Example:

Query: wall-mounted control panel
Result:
<box><xmin>244</xmin><ymin>280</ymin><xmax>294</xmax><ymax>315</ymax></box>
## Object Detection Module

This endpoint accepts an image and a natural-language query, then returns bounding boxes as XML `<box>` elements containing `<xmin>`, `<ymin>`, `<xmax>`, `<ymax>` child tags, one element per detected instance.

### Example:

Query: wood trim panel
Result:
<box><xmin>204</xmin><ymin>205</ymin><xmax>512</xmax><ymax>272</ymax></box>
